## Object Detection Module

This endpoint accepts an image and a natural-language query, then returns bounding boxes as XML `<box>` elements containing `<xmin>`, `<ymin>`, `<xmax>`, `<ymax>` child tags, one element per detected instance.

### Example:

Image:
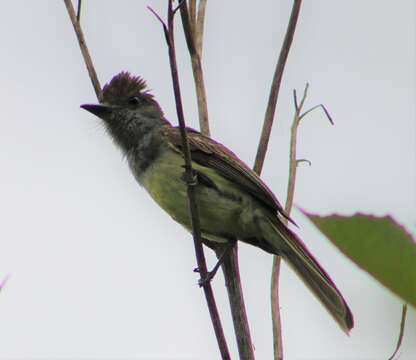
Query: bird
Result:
<box><xmin>81</xmin><ymin>71</ymin><xmax>353</xmax><ymax>333</ymax></box>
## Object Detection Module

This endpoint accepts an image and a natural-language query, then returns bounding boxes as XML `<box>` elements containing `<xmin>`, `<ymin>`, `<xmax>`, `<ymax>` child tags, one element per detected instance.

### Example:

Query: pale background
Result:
<box><xmin>0</xmin><ymin>1</ymin><xmax>415</xmax><ymax>359</ymax></box>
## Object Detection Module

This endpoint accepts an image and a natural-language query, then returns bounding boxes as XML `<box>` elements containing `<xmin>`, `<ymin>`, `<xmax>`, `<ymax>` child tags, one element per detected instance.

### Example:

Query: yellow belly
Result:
<box><xmin>138</xmin><ymin>149</ymin><xmax>251</xmax><ymax>242</ymax></box>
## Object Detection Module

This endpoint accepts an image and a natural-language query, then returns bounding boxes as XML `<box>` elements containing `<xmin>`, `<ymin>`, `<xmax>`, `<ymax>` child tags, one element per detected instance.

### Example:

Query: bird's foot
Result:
<box><xmin>198</xmin><ymin>271</ymin><xmax>215</xmax><ymax>287</ymax></box>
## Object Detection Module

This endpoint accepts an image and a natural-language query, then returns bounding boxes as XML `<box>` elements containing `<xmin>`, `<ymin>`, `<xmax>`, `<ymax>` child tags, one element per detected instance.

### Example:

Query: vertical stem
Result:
<box><xmin>164</xmin><ymin>2</ymin><xmax>230</xmax><ymax>358</ymax></box>
<box><xmin>195</xmin><ymin>0</ymin><xmax>207</xmax><ymax>56</ymax></box>
<box><xmin>179</xmin><ymin>2</ymin><xmax>210</xmax><ymax>136</ymax></box>
<box><xmin>251</xmin><ymin>2</ymin><xmax>303</xmax><ymax>359</ymax></box>
<box><xmin>180</xmin><ymin>3</ymin><xmax>255</xmax><ymax>358</ymax></box>
<box><xmin>215</xmin><ymin>244</ymin><xmax>256</xmax><ymax>360</ymax></box>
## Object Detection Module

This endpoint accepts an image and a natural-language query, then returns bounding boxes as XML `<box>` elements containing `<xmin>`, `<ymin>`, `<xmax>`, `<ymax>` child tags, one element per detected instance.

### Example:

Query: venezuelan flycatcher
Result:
<box><xmin>81</xmin><ymin>72</ymin><xmax>353</xmax><ymax>333</ymax></box>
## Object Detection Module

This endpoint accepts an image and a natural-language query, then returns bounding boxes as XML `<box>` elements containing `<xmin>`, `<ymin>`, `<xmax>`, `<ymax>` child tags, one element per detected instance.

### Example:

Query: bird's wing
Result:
<box><xmin>164</xmin><ymin>126</ymin><xmax>294</xmax><ymax>224</ymax></box>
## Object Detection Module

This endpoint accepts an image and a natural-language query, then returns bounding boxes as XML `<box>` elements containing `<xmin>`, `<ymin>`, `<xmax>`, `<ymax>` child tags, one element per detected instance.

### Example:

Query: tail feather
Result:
<box><xmin>260</xmin><ymin>216</ymin><xmax>354</xmax><ymax>333</ymax></box>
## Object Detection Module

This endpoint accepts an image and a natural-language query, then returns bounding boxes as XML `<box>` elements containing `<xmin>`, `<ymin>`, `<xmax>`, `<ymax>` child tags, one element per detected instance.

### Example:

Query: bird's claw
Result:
<box><xmin>198</xmin><ymin>271</ymin><xmax>215</xmax><ymax>287</ymax></box>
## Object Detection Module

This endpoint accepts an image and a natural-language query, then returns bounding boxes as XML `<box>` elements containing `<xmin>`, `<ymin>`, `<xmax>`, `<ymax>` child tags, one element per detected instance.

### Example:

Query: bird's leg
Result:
<box><xmin>195</xmin><ymin>241</ymin><xmax>236</xmax><ymax>287</ymax></box>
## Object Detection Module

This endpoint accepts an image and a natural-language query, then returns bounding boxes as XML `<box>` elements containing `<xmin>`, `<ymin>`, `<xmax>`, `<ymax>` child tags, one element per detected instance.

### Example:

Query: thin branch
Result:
<box><xmin>76</xmin><ymin>0</ymin><xmax>82</xmax><ymax>22</ymax></box>
<box><xmin>173</xmin><ymin>0</ymin><xmax>186</xmax><ymax>15</ymax></box>
<box><xmin>274</xmin><ymin>83</ymin><xmax>310</xmax><ymax>360</ymax></box>
<box><xmin>254</xmin><ymin>0</ymin><xmax>302</xmax><ymax>174</ymax></box>
<box><xmin>215</xmin><ymin>244</ymin><xmax>255</xmax><ymax>360</ymax></box>
<box><xmin>270</xmin><ymin>84</ymin><xmax>308</xmax><ymax>360</ymax></box>
<box><xmin>388</xmin><ymin>304</ymin><xmax>408</xmax><ymax>360</ymax></box>
<box><xmin>189</xmin><ymin>0</ymin><xmax>197</xmax><ymax>34</ymax></box>
<box><xmin>285</xmin><ymin>85</ymin><xmax>308</xmax><ymax>214</ymax></box>
<box><xmin>300</xmin><ymin>103</ymin><xmax>334</xmax><ymax>124</ymax></box>
<box><xmin>179</xmin><ymin>1</ymin><xmax>210</xmax><ymax>136</ymax></box>
<box><xmin>251</xmin><ymin>2</ymin><xmax>303</xmax><ymax>359</ymax></box>
<box><xmin>195</xmin><ymin>0</ymin><xmax>207</xmax><ymax>56</ymax></box>
<box><xmin>276</xmin><ymin>84</ymin><xmax>332</xmax><ymax>360</ymax></box>
<box><xmin>150</xmin><ymin>3</ymin><xmax>230</xmax><ymax>359</ymax></box>
<box><xmin>180</xmin><ymin>2</ymin><xmax>254</xmax><ymax>358</ymax></box>
<box><xmin>63</xmin><ymin>0</ymin><xmax>102</xmax><ymax>102</ymax></box>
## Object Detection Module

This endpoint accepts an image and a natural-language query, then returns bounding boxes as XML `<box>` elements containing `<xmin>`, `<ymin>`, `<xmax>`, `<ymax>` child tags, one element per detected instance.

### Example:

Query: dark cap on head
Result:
<box><xmin>102</xmin><ymin>72</ymin><xmax>151</xmax><ymax>105</ymax></box>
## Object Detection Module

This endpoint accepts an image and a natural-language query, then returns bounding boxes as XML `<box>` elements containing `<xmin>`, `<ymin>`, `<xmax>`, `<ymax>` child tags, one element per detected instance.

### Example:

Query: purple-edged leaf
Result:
<box><xmin>302</xmin><ymin>212</ymin><xmax>416</xmax><ymax>307</ymax></box>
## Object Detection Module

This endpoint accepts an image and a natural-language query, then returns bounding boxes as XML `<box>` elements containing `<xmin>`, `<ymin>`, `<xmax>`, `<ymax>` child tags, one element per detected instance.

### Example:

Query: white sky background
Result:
<box><xmin>0</xmin><ymin>1</ymin><xmax>415</xmax><ymax>359</ymax></box>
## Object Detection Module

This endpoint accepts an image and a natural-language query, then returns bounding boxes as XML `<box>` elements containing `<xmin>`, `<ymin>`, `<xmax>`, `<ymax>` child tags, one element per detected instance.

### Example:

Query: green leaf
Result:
<box><xmin>302</xmin><ymin>211</ymin><xmax>416</xmax><ymax>307</ymax></box>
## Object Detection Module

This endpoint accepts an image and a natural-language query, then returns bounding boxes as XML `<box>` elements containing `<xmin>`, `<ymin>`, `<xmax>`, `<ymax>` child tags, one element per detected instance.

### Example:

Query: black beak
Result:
<box><xmin>80</xmin><ymin>103</ymin><xmax>112</xmax><ymax>117</ymax></box>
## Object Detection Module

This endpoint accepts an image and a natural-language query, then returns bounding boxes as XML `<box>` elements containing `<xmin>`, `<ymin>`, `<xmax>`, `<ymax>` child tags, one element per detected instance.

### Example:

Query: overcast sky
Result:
<box><xmin>0</xmin><ymin>1</ymin><xmax>415</xmax><ymax>359</ymax></box>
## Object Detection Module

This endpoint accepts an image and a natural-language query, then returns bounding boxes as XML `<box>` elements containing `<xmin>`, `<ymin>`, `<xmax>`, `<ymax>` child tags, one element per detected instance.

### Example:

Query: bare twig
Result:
<box><xmin>254</xmin><ymin>0</ymin><xmax>302</xmax><ymax>174</ymax></box>
<box><xmin>179</xmin><ymin>2</ymin><xmax>254</xmax><ymax>358</ymax></box>
<box><xmin>189</xmin><ymin>0</ymin><xmax>196</xmax><ymax>33</ymax></box>
<box><xmin>76</xmin><ymin>0</ymin><xmax>82</xmax><ymax>22</ymax></box>
<box><xmin>300</xmin><ymin>103</ymin><xmax>334</xmax><ymax>124</ymax></box>
<box><xmin>149</xmin><ymin>3</ymin><xmax>230</xmax><ymax>359</ymax></box>
<box><xmin>388</xmin><ymin>304</ymin><xmax>408</xmax><ymax>360</ymax></box>
<box><xmin>63</xmin><ymin>0</ymin><xmax>102</xmax><ymax>102</ymax></box>
<box><xmin>195</xmin><ymin>0</ymin><xmax>207</xmax><ymax>56</ymax></box>
<box><xmin>215</xmin><ymin>244</ymin><xmax>255</xmax><ymax>360</ymax></box>
<box><xmin>179</xmin><ymin>1</ymin><xmax>210</xmax><ymax>136</ymax></box>
<box><xmin>285</xmin><ymin>84</ymin><xmax>308</xmax><ymax>215</ymax></box>
<box><xmin>270</xmin><ymin>84</ymin><xmax>308</xmax><ymax>360</ymax></box>
<box><xmin>275</xmin><ymin>84</ymin><xmax>332</xmax><ymax>360</ymax></box>
<box><xmin>251</xmin><ymin>2</ymin><xmax>303</xmax><ymax>359</ymax></box>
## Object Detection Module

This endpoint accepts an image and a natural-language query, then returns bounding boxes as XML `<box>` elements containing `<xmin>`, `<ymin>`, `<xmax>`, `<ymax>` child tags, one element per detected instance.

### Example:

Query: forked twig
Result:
<box><xmin>63</xmin><ymin>0</ymin><xmax>102</xmax><ymax>102</ymax></box>
<box><xmin>274</xmin><ymin>83</ymin><xmax>333</xmax><ymax>360</ymax></box>
<box><xmin>149</xmin><ymin>3</ymin><xmax>230</xmax><ymax>359</ymax></box>
<box><xmin>300</xmin><ymin>104</ymin><xmax>334</xmax><ymax>124</ymax></box>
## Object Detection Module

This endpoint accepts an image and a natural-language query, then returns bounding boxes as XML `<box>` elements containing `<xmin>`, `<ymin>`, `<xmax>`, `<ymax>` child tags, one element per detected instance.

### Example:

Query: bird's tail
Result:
<box><xmin>259</xmin><ymin>215</ymin><xmax>354</xmax><ymax>333</ymax></box>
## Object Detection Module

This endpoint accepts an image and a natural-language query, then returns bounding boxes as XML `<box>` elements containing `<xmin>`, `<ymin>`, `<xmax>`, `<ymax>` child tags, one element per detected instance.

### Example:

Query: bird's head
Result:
<box><xmin>81</xmin><ymin>71</ymin><xmax>167</xmax><ymax>150</ymax></box>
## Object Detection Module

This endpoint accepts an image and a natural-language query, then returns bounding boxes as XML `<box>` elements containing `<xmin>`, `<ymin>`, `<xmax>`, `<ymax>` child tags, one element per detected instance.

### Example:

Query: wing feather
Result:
<box><xmin>165</xmin><ymin>126</ymin><xmax>294</xmax><ymax>224</ymax></box>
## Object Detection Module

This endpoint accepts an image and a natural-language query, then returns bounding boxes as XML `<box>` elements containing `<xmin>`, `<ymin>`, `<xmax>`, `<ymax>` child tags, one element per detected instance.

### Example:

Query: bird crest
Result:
<box><xmin>102</xmin><ymin>71</ymin><xmax>150</xmax><ymax>104</ymax></box>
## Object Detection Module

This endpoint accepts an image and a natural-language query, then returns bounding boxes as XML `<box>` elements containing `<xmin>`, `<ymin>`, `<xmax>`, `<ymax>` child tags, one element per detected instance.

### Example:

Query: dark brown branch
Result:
<box><xmin>215</xmin><ymin>244</ymin><xmax>255</xmax><ymax>360</ymax></box>
<box><xmin>217</xmin><ymin>249</ymin><xmax>255</xmax><ymax>360</ymax></box>
<box><xmin>150</xmin><ymin>3</ymin><xmax>230</xmax><ymax>359</ymax></box>
<box><xmin>253</xmin><ymin>0</ymin><xmax>302</xmax><ymax>174</ymax></box>
<box><xmin>388</xmin><ymin>304</ymin><xmax>408</xmax><ymax>360</ymax></box>
<box><xmin>180</xmin><ymin>2</ymin><xmax>254</xmax><ymax>358</ymax></box>
<box><xmin>63</xmin><ymin>0</ymin><xmax>102</xmax><ymax>102</ymax></box>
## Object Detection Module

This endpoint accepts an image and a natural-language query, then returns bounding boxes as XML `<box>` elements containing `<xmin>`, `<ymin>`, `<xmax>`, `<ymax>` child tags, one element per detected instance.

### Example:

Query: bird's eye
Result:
<box><xmin>128</xmin><ymin>96</ymin><xmax>141</xmax><ymax>106</ymax></box>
